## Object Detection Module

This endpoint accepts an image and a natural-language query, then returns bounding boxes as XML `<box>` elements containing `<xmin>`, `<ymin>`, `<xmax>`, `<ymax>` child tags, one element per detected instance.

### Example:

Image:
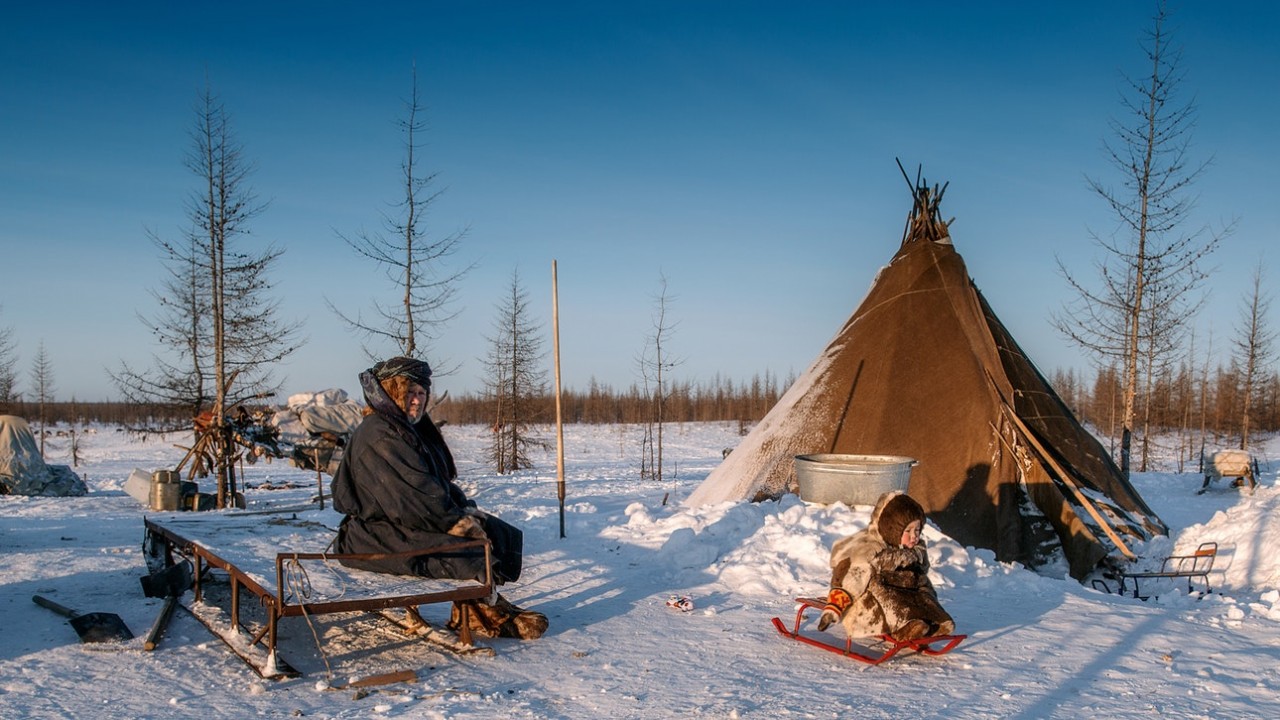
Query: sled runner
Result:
<box><xmin>771</xmin><ymin>597</ymin><xmax>965</xmax><ymax>665</ymax></box>
<box><xmin>375</xmin><ymin>608</ymin><xmax>496</xmax><ymax>657</ymax></box>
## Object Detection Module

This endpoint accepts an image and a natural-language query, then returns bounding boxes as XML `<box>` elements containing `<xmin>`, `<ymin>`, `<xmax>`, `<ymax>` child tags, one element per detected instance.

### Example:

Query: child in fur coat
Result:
<box><xmin>817</xmin><ymin>490</ymin><xmax>955</xmax><ymax>641</ymax></box>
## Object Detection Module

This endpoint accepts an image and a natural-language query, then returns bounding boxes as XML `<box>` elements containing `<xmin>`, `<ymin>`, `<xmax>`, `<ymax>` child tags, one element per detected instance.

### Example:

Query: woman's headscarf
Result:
<box><xmin>372</xmin><ymin>356</ymin><xmax>433</xmax><ymax>390</ymax></box>
<box><xmin>359</xmin><ymin>356</ymin><xmax>433</xmax><ymax>418</ymax></box>
<box><xmin>357</xmin><ymin>355</ymin><xmax>457</xmax><ymax>480</ymax></box>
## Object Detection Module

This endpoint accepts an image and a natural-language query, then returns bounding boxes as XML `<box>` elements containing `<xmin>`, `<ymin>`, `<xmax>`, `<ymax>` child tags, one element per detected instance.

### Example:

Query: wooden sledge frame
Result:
<box><xmin>143</xmin><ymin>516</ymin><xmax>494</xmax><ymax>679</ymax></box>
<box><xmin>771</xmin><ymin>597</ymin><xmax>965</xmax><ymax>665</ymax></box>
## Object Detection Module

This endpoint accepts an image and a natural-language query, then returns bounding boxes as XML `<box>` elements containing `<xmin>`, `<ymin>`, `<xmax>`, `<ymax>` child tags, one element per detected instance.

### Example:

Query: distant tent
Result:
<box><xmin>0</xmin><ymin>415</ymin><xmax>88</xmax><ymax>497</ymax></box>
<box><xmin>687</xmin><ymin>178</ymin><xmax>1166</xmax><ymax>579</ymax></box>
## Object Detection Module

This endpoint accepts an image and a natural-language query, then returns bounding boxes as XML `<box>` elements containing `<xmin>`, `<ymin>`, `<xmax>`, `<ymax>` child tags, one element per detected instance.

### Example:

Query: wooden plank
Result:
<box><xmin>142</xmin><ymin>596</ymin><xmax>179</xmax><ymax>651</ymax></box>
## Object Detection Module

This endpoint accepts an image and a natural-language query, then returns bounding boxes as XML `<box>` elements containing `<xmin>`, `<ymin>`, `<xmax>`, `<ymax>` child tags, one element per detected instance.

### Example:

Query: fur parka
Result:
<box><xmin>826</xmin><ymin>491</ymin><xmax>954</xmax><ymax>640</ymax></box>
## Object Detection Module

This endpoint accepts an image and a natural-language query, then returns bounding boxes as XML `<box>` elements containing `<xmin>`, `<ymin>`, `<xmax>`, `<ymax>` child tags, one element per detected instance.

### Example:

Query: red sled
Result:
<box><xmin>771</xmin><ymin>596</ymin><xmax>965</xmax><ymax>665</ymax></box>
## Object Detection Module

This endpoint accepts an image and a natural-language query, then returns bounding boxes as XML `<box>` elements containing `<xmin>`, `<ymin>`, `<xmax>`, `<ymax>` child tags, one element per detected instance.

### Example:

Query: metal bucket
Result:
<box><xmin>150</xmin><ymin>470</ymin><xmax>181</xmax><ymax>511</ymax></box>
<box><xmin>793</xmin><ymin>454</ymin><xmax>917</xmax><ymax>506</ymax></box>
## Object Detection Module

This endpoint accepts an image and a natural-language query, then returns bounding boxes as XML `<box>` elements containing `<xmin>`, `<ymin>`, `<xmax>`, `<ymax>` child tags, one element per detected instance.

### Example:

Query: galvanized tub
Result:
<box><xmin>793</xmin><ymin>454</ymin><xmax>917</xmax><ymax>506</ymax></box>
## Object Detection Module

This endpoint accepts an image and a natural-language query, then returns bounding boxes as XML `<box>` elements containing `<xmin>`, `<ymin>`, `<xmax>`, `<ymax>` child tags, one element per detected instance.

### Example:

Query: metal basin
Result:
<box><xmin>794</xmin><ymin>454</ymin><xmax>917</xmax><ymax>506</ymax></box>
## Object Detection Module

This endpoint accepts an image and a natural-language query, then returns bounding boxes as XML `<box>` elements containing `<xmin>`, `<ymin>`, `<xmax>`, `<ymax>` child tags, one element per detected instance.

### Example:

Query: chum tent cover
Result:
<box><xmin>686</xmin><ymin>178</ymin><xmax>1166</xmax><ymax>579</ymax></box>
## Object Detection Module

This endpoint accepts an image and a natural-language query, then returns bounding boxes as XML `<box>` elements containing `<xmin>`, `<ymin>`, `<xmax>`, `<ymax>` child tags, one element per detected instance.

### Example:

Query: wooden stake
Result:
<box><xmin>552</xmin><ymin>260</ymin><xmax>566</xmax><ymax>538</ymax></box>
<box><xmin>314</xmin><ymin>447</ymin><xmax>325</xmax><ymax>510</ymax></box>
<box><xmin>983</xmin><ymin>368</ymin><xmax>1137</xmax><ymax>561</ymax></box>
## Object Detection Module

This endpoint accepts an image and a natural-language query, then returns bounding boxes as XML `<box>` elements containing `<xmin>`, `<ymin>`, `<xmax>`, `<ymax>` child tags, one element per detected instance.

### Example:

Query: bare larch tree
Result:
<box><xmin>195</xmin><ymin>85</ymin><xmax>303</xmax><ymax>507</ymax></box>
<box><xmin>637</xmin><ymin>274</ymin><xmax>681</xmax><ymax>491</ymax></box>
<box><xmin>1054</xmin><ymin>0</ymin><xmax>1225</xmax><ymax>476</ymax></box>
<box><xmin>1232</xmin><ymin>261</ymin><xmax>1275</xmax><ymax>450</ymax></box>
<box><xmin>481</xmin><ymin>269</ymin><xmax>548</xmax><ymax>474</ymax></box>
<box><xmin>29</xmin><ymin>341</ymin><xmax>54</xmax><ymax>456</ymax></box>
<box><xmin>331</xmin><ymin>64</ymin><xmax>472</xmax><ymax>362</ymax></box>
<box><xmin>115</xmin><ymin>83</ymin><xmax>302</xmax><ymax>507</ymax></box>
<box><xmin>0</xmin><ymin>306</ymin><xmax>17</xmax><ymax>411</ymax></box>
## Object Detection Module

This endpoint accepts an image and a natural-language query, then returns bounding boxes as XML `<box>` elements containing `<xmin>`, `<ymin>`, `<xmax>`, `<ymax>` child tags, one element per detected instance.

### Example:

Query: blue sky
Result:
<box><xmin>1</xmin><ymin>1</ymin><xmax>1276</xmax><ymax>403</ymax></box>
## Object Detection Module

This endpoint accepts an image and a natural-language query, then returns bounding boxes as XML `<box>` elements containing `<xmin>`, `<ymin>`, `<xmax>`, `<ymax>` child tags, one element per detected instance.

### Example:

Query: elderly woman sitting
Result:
<box><xmin>331</xmin><ymin>356</ymin><xmax>545</xmax><ymax>639</ymax></box>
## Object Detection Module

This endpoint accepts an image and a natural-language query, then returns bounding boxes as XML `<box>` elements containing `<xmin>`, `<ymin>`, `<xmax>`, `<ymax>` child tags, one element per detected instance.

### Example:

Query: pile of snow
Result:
<box><xmin>1</xmin><ymin>422</ymin><xmax>1278</xmax><ymax>719</ymax></box>
<box><xmin>1130</xmin><ymin>469</ymin><xmax>1280</xmax><ymax>601</ymax></box>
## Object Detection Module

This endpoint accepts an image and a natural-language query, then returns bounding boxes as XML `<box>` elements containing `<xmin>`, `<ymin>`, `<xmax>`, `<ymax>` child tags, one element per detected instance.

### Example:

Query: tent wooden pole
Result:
<box><xmin>1002</xmin><ymin>407</ymin><xmax>1137</xmax><ymax>560</ymax></box>
<box><xmin>989</xmin><ymin>420</ymin><xmax>1107</xmax><ymax>547</ymax></box>
<box><xmin>983</xmin><ymin>367</ymin><xmax>1137</xmax><ymax>561</ymax></box>
<box><xmin>552</xmin><ymin>260</ymin><xmax>566</xmax><ymax>539</ymax></box>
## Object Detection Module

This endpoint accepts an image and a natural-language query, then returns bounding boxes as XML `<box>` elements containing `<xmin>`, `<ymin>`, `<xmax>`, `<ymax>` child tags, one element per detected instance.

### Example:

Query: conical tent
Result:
<box><xmin>687</xmin><ymin>181</ymin><xmax>1166</xmax><ymax>579</ymax></box>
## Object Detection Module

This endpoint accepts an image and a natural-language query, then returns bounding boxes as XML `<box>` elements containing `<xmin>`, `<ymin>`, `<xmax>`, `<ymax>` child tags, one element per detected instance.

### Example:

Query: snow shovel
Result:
<box><xmin>139</xmin><ymin>560</ymin><xmax>193</xmax><ymax>599</ymax></box>
<box><xmin>32</xmin><ymin>595</ymin><xmax>134</xmax><ymax>644</ymax></box>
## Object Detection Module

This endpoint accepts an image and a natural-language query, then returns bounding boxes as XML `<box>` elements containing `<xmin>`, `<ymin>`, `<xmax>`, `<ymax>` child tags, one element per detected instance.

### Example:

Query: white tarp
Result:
<box><xmin>273</xmin><ymin>389</ymin><xmax>363</xmax><ymax>443</ymax></box>
<box><xmin>0</xmin><ymin>415</ymin><xmax>88</xmax><ymax>496</ymax></box>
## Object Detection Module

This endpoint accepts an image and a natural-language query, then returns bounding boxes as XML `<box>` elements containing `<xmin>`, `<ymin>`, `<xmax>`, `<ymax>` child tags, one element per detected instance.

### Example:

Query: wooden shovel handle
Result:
<box><xmin>32</xmin><ymin>595</ymin><xmax>78</xmax><ymax>619</ymax></box>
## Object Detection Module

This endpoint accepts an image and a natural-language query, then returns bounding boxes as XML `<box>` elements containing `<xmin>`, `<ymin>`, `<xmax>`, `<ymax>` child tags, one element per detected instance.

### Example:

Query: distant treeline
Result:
<box><xmin>1051</xmin><ymin>363</ymin><xmax>1280</xmax><ymax>462</ymax></box>
<box><xmin>5</xmin><ymin>363</ymin><xmax>1277</xmax><ymax>450</ymax></box>
<box><xmin>432</xmin><ymin>373</ymin><xmax>793</xmax><ymax>428</ymax></box>
<box><xmin>432</xmin><ymin>364</ymin><xmax>1280</xmax><ymax>452</ymax></box>
<box><xmin>0</xmin><ymin>399</ymin><xmax>191</xmax><ymax>429</ymax></box>
<box><xmin>0</xmin><ymin>373</ymin><xmax>796</xmax><ymax>431</ymax></box>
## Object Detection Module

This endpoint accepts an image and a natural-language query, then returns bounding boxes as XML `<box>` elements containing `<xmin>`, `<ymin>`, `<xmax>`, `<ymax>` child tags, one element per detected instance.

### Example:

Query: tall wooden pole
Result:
<box><xmin>552</xmin><ymin>260</ymin><xmax>567</xmax><ymax>538</ymax></box>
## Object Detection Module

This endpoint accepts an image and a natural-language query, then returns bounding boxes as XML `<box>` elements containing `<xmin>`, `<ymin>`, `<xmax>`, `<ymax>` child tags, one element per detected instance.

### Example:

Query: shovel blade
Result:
<box><xmin>69</xmin><ymin>612</ymin><xmax>135</xmax><ymax>643</ymax></box>
<box><xmin>140</xmin><ymin>560</ymin><xmax>194</xmax><ymax>599</ymax></box>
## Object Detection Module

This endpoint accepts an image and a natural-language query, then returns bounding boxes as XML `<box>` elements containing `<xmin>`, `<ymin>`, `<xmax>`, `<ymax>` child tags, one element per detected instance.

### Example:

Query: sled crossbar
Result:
<box><xmin>771</xmin><ymin>597</ymin><xmax>965</xmax><ymax>665</ymax></box>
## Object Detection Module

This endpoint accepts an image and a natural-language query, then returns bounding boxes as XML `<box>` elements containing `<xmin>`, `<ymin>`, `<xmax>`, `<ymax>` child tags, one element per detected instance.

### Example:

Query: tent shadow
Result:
<box><xmin>923</xmin><ymin>460</ymin><xmax>1085</xmax><ymax>647</ymax></box>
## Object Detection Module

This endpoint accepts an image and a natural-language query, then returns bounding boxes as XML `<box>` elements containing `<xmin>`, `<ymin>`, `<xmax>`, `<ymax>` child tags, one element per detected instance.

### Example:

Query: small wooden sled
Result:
<box><xmin>771</xmin><ymin>597</ymin><xmax>965</xmax><ymax>665</ymax></box>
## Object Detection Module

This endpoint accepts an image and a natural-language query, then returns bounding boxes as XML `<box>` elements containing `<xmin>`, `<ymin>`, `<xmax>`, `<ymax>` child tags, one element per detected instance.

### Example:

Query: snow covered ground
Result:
<box><xmin>2</xmin><ymin>421</ymin><xmax>1278</xmax><ymax>719</ymax></box>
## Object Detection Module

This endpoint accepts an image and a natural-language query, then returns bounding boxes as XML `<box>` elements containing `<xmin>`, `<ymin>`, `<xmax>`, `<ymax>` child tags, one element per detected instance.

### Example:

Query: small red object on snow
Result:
<box><xmin>665</xmin><ymin>595</ymin><xmax>694</xmax><ymax>612</ymax></box>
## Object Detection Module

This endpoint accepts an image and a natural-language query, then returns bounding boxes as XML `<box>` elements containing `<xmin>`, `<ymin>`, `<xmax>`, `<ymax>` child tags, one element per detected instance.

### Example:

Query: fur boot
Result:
<box><xmin>448</xmin><ymin>594</ymin><xmax>548</xmax><ymax>640</ymax></box>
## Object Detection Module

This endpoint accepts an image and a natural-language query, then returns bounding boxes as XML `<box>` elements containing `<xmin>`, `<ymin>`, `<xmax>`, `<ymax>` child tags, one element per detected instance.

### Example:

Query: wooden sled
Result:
<box><xmin>143</xmin><ymin>512</ymin><xmax>495</xmax><ymax>679</ymax></box>
<box><xmin>771</xmin><ymin>597</ymin><xmax>965</xmax><ymax>665</ymax></box>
